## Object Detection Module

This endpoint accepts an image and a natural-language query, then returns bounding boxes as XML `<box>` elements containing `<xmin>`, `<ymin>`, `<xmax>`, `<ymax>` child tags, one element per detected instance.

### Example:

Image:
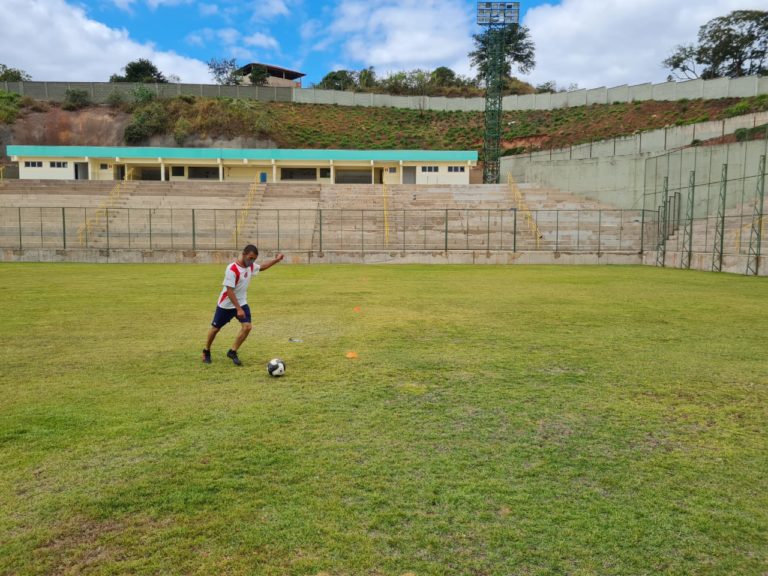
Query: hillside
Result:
<box><xmin>2</xmin><ymin>92</ymin><xmax>768</xmax><ymax>163</ymax></box>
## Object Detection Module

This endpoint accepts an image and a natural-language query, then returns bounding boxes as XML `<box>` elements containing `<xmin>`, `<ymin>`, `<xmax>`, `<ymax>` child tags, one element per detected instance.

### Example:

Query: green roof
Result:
<box><xmin>7</xmin><ymin>145</ymin><xmax>477</xmax><ymax>162</ymax></box>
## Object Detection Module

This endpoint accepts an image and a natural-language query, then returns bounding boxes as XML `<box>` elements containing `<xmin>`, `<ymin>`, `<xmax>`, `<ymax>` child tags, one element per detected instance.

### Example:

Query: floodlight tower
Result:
<box><xmin>477</xmin><ymin>2</ymin><xmax>519</xmax><ymax>184</ymax></box>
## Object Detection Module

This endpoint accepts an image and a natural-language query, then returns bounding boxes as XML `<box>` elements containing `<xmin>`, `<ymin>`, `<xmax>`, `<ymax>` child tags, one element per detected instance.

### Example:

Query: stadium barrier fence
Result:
<box><xmin>0</xmin><ymin>207</ymin><xmax>650</xmax><ymax>254</ymax></box>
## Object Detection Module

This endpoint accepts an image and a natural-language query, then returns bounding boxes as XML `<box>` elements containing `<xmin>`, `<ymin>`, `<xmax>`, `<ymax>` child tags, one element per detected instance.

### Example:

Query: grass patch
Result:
<box><xmin>1</xmin><ymin>264</ymin><xmax>766</xmax><ymax>574</ymax></box>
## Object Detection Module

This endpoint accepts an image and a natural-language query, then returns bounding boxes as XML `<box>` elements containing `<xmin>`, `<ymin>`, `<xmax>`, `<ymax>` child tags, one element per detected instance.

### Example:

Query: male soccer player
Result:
<box><xmin>203</xmin><ymin>245</ymin><xmax>284</xmax><ymax>365</ymax></box>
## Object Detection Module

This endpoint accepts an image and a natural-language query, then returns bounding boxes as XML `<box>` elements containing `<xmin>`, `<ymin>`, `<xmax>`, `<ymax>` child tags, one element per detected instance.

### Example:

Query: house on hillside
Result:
<box><xmin>235</xmin><ymin>63</ymin><xmax>305</xmax><ymax>88</ymax></box>
<box><xmin>7</xmin><ymin>146</ymin><xmax>477</xmax><ymax>185</ymax></box>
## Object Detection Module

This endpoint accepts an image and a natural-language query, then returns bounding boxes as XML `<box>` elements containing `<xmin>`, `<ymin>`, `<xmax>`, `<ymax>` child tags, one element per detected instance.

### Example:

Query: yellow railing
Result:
<box><xmin>508</xmin><ymin>174</ymin><xmax>542</xmax><ymax>249</ymax></box>
<box><xmin>77</xmin><ymin>180</ymin><xmax>126</xmax><ymax>246</ymax></box>
<box><xmin>232</xmin><ymin>179</ymin><xmax>262</xmax><ymax>244</ymax></box>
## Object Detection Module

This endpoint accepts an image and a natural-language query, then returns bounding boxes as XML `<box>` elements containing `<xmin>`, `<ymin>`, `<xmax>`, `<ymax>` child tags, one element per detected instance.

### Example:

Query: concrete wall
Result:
<box><xmin>5</xmin><ymin>75</ymin><xmax>767</xmax><ymax>112</ymax></box>
<box><xmin>19</xmin><ymin>159</ymin><xmax>75</xmax><ymax>180</ymax></box>
<box><xmin>0</xmin><ymin>247</ymin><xmax>644</xmax><ymax>267</ymax></box>
<box><xmin>502</xmin><ymin>127</ymin><xmax>768</xmax><ymax>210</ymax></box>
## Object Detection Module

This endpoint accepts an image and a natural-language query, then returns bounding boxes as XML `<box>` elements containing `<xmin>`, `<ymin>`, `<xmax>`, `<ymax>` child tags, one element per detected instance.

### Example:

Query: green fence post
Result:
<box><xmin>465</xmin><ymin>208</ymin><xmax>469</xmax><ymax>250</ymax></box>
<box><xmin>444</xmin><ymin>209</ymin><xmax>448</xmax><ymax>252</ymax></box>
<box><xmin>62</xmin><ymin>207</ymin><xmax>66</xmax><ymax>249</ymax></box>
<box><xmin>402</xmin><ymin>209</ymin><xmax>406</xmax><ymax>252</ymax></box>
<box><xmin>619</xmin><ymin>210</ymin><xmax>623</xmax><ymax>250</ymax></box>
<box><xmin>577</xmin><ymin>211</ymin><xmax>581</xmax><ymax>251</ymax></box>
<box><xmin>486</xmin><ymin>209</ymin><xmax>491</xmax><ymax>250</ymax></box>
<box><xmin>106</xmin><ymin>208</ymin><xmax>110</xmax><ymax>251</ymax></box>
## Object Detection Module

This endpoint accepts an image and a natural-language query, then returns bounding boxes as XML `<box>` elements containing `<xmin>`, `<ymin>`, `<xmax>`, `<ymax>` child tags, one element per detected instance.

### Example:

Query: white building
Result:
<box><xmin>8</xmin><ymin>146</ymin><xmax>478</xmax><ymax>185</ymax></box>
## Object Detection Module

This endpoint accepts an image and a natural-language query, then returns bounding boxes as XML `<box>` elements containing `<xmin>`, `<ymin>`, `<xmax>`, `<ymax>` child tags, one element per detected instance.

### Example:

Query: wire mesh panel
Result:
<box><xmin>0</xmin><ymin>206</ymin><xmax>649</xmax><ymax>255</ymax></box>
<box><xmin>644</xmin><ymin>140</ymin><xmax>768</xmax><ymax>261</ymax></box>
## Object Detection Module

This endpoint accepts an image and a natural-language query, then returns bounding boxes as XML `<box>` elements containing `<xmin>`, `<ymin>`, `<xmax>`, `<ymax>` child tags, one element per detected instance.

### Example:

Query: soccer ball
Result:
<box><xmin>267</xmin><ymin>358</ymin><xmax>286</xmax><ymax>377</ymax></box>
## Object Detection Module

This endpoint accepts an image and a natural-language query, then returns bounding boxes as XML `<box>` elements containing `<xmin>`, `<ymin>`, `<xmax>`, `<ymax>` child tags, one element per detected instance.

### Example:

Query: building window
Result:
<box><xmin>387</xmin><ymin>167</ymin><xmax>397</xmax><ymax>173</ymax></box>
<box><xmin>24</xmin><ymin>161</ymin><xmax>42</xmax><ymax>168</ymax></box>
<box><xmin>319</xmin><ymin>168</ymin><xmax>331</xmax><ymax>178</ymax></box>
<box><xmin>281</xmin><ymin>168</ymin><xmax>317</xmax><ymax>181</ymax></box>
<box><xmin>420</xmin><ymin>166</ymin><xmax>438</xmax><ymax>173</ymax></box>
<box><xmin>188</xmin><ymin>166</ymin><xmax>219</xmax><ymax>180</ymax></box>
<box><xmin>448</xmin><ymin>166</ymin><xmax>466</xmax><ymax>173</ymax></box>
<box><xmin>100</xmin><ymin>163</ymin><xmax>109</xmax><ymax>170</ymax></box>
<box><xmin>49</xmin><ymin>161</ymin><xmax>68</xmax><ymax>168</ymax></box>
<box><xmin>171</xmin><ymin>166</ymin><xmax>185</xmax><ymax>177</ymax></box>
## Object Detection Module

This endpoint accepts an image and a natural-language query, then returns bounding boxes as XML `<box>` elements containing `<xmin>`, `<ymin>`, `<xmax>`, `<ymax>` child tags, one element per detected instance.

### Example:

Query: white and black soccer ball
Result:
<box><xmin>267</xmin><ymin>358</ymin><xmax>286</xmax><ymax>377</ymax></box>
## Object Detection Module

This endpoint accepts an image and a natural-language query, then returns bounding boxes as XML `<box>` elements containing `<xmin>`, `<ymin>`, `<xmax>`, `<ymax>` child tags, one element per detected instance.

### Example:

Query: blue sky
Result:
<box><xmin>1</xmin><ymin>0</ymin><xmax>765</xmax><ymax>89</ymax></box>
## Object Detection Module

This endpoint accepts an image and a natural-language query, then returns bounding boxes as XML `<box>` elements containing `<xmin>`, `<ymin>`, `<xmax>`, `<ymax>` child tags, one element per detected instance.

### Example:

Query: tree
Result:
<box><xmin>469</xmin><ymin>24</ymin><xmax>536</xmax><ymax>82</ymax></box>
<box><xmin>535</xmin><ymin>80</ymin><xmax>558</xmax><ymax>94</ymax></box>
<box><xmin>249</xmin><ymin>65</ymin><xmax>269</xmax><ymax>86</ymax></box>
<box><xmin>316</xmin><ymin>70</ymin><xmax>356</xmax><ymax>91</ymax></box>
<box><xmin>110</xmin><ymin>59</ymin><xmax>168</xmax><ymax>83</ymax></box>
<box><xmin>430</xmin><ymin>66</ymin><xmax>458</xmax><ymax>88</ymax></box>
<box><xmin>357</xmin><ymin>67</ymin><xmax>377</xmax><ymax>90</ymax></box>
<box><xmin>0</xmin><ymin>64</ymin><xmax>32</xmax><ymax>82</ymax></box>
<box><xmin>663</xmin><ymin>10</ymin><xmax>768</xmax><ymax>80</ymax></box>
<box><xmin>207</xmin><ymin>58</ymin><xmax>241</xmax><ymax>85</ymax></box>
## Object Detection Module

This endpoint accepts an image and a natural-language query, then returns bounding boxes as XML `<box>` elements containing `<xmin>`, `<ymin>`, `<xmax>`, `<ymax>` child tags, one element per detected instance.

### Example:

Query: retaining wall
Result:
<box><xmin>4</xmin><ymin>75</ymin><xmax>767</xmax><ymax>112</ymax></box>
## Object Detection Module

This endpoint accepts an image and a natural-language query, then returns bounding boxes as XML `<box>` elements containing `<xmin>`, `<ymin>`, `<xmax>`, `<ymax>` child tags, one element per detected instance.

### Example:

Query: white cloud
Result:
<box><xmin>300</xmin><ymin>19</ymin><xmax>322</xmax><ymax>41</ymax></box>
<box><xmin>244</xmin><ymin>32</ymin><xmax>279</xmax><ymax>50</ymax></box>
<box><xmin>522</xmin><ymin>0</ymin><xmax>768</xmax><ymax>89</ymax></box>
<box><xmin>250</xmin><ymin>0</ymin><xmax>290</xmax><ymax>19</ymax></box>
<box><xmin>326</xmin><ymin>0</ymin><xmax>476</xmax><ymax>76</ymax></box>
<box><xmin>217</xmin><ymin>27</ymin><xmax>240</xmax><ymax>44</ymax></box>
<box><xmin>229</xmin><ymin>47</ymin><xmax>255</xmax><ymax>61</ymax></box>
<box><xmin>111</xmin><ymin>0</ymin><xmax>136</xmax><ymax>10</ymax></box>
<box><xmin>146</xmin><ymin>0</ymin><xmax>193</xmax><ymax>8</ymax></box>
<box><xmin>0</xmin><ymin>0</ymin><xmax>210</xmax><ymax>83</ymax></box>
<box><xmin>199</xmin><ymin>3</ymin><xmax>218</xmax><ymax>16</ymax></box>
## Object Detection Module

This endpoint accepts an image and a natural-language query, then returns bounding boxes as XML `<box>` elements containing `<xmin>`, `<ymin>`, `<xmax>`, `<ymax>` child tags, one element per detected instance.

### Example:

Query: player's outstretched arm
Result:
<box><xmin>259</xmin><ymin>253</ymin><xmax>284</xmax><ymax>271</ymax></box>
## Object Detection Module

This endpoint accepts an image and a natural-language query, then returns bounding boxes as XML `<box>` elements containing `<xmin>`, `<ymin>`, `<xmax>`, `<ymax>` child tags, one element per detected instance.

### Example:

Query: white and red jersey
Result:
<box><xmin>217</xmin><ymin>261</ymin><xmax>260</xmax><ymax>309</ymax></box>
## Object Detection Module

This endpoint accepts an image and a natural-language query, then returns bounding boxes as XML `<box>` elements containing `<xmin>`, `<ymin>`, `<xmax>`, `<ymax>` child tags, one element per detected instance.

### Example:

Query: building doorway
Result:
<box><xmin>74</xmin><ymin>162</ymin><xmax>89</xmax><ymax>180</ymax></box>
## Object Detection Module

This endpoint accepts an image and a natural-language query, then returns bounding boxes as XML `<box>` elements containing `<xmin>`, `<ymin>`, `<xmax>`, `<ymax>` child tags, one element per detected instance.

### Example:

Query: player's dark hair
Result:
<box><xmin>243</xmin><ymin>244</ymin><xmax>259</xmax><ymax>257</ymax></box>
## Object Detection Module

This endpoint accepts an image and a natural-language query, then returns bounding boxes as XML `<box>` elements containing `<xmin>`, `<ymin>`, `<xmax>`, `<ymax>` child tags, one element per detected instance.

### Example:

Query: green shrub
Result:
<box><xmin>124</xmin><ymin>101</ymin><xmax>170</xmax><ymax>144</ymax></box>
<box><xmin>133</xmin><ymin>85</ymin><xmax>155</xmax><ymax>105</ymax></box>
<box><xmin>724</xmin><ymin>100</ymin><xmax>752</xmax><ymax>118</ymax></box>
<box><xmin>106</xmin><ymin>90</ymin><xmax>127</xmax><ymax>109</ymax></box>
<box><xmin>173</xmin><ymin>117</ymin><xmax>192</xmax><ymax>146</ymax></box>
<box><xmin>62</xmin><ymin>89</ymin><xmax>90</xmax><ymax>111</ymax></box>
<box><xmin>0</xmin><ymin>90</ymin><xmax>22</xmax><ymax>123</ymax></box>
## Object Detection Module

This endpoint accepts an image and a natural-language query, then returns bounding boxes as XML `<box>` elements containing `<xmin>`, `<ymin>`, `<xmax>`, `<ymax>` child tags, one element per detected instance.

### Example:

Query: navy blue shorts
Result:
<box><xmin>211</xmin><ymin>304</ymin><xmax>251</xmax><ymax>328</ymax></box>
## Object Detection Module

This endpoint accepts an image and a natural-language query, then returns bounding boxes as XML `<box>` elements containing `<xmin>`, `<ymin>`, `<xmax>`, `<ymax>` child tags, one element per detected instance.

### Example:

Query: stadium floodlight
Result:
<box><xmin>477</xmin><ymin>2</ymin><xmax>520</xmax><ymax>26</ymax></box>
<box><xmin>477</xmin><ymin>2</ymin><xmax>520</xmax><ymax>184</ymax></box>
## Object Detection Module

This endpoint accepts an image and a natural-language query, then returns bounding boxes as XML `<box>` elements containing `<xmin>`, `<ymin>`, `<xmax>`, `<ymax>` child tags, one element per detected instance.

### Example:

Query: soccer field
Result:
<box><xmin>1</xmin><ymin>263</ymin><xmax>766</xmax><ymax>575</ymax></box>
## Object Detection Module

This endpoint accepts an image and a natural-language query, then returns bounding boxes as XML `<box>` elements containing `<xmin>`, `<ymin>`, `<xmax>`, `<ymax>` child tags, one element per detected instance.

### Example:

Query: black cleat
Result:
<box><xmin>227</xmin><ymin>349</ymin><xmax>242</xmax><ymax>366</ymax></box>
<box><xmin>202</xmin><ymin>349</ymin><xmax>211</xmax><ymax>364</ymax></box>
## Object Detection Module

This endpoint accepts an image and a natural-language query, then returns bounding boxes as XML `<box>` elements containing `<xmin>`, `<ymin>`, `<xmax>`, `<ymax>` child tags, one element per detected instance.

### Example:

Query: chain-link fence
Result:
<box><xmin>0</xmin><ymin>207</ymin><xmax>647</xmax><ymax>254</ymax></box>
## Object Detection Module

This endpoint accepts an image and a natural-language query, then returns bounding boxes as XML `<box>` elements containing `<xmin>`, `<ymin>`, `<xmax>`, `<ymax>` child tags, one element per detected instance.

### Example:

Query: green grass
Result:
<box><xmin>1</xmin><ymin>263</ymin><xmax>767</xmax><ymax>575</ymax></box>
